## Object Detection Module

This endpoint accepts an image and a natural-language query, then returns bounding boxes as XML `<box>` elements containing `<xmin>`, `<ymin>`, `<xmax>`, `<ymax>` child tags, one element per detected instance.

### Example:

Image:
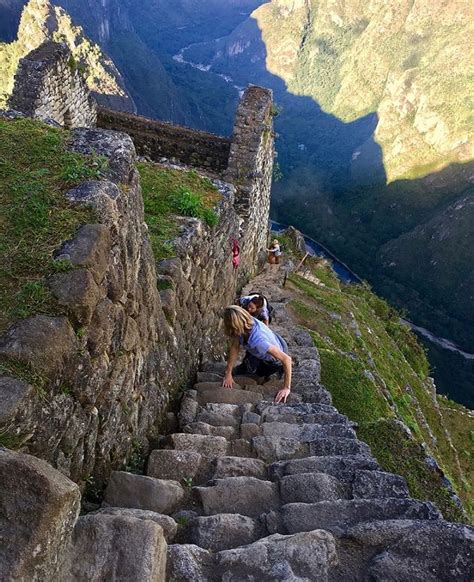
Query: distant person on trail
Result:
<box><xmin>222</xmin><ymin>305</ymin><xmax>291</xmax><ymax>403</ymax></box>
<box><xmin>237</xmin><ymin>293</ymin><xmax>271</xmax><ymax>326</ymax></box>
<box><xmin>267</xmin><ymin>239</ymin><xmax>282</xmax><ymax>264</ymax></box>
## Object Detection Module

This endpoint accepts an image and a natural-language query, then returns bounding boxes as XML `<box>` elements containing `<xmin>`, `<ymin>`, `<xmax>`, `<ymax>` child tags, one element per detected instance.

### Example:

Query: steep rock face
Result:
<box><xmin>0</xmin><ymin>0</ymin><xmax>135</xmax><ymax>111</ymax></box>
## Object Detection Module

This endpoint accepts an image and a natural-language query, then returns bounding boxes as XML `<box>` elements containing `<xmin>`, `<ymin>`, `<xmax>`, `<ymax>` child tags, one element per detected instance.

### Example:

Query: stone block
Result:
<box><xmin>282</xmin><ymin>499</ymin><xmax>442</xmax><ymax>534</ymax></box>
<box><xmin>104</xmin><ymin>471</ymin><xmax>185</xmax><ymax>514</ymax></box>
<box><xmin>48</xmin><ymin>269</ymin><xmax>102</xmax><ymax>324</ymax></box>
<box><xmin>252</xmin><ymin>436</ymin><xmax>308</xmax><ymax>463</ymax></box>
<box><xmin>308</xmin><ymin>437</ymin><xmax>371</xmax><ymax>457</ymax></box>
<box><xmin>0</xmin><ymin>375</ymin><xmax>34</xmax><ymax>426</ymax></box>
<box><xmin>352</xmin><ymin>470</ymin><xmax>410</xmax><ymax>499</ymax></box>
<box><xmin>167</xmin><ymin>433</ymin><xmax>229</xmax><ymax>456</ymax></box>
<box><xmin>0</xmin><ymin>315</ymin><xmax>76</xmax><ymax>376</ymax></box>
<box><xmin>197</xmin><ymin>388</ymin><xmax>262</xmax><ymax>406</ymax></box>
<box><xmin>62</xmin><ymin>514</ymin><xmax>166</xmax><ymax>580</ymax></box>
<box><xmin>55</xmin><ymin>224</ymin><xmax>111</xmax><ymax>284</ymax></box>
<box><xmin>280</xmin><ymin>472</ymin><xmax>349</xmax><ymax>504</ymax></box>
<box><xmin>240</xmin><ymin>423</ymin><xmax>261</xmax><ymax>439</ymax></box>
<box><xmin>216</xmin><ymin>530</ymin><xmax>337</xmax><ymax>581</ymax></box>
<box><xmin>213</xmin><ymin>456</ymin><xmax>267</xmax><ymax>480</ymax></box>
<box><xmin>147</xmin><ymin>449</ymin><xmax>202</xmax><ymax>482</ymax></box>
<box><xmin>269</xmin><ymin>455</ymin><xmax>379</xmax><ymax>482</ymax></box>
<box><xmin>167</xmin><ymin>544</ymin><xmax>215</xmax><ymax>582</ymax></box>
<box><xmin>196</xmin><ymin>476</ymin><xmax>280</xmax><ymax>517</ymax></box>
<box><xmin>186</xmin><ymin>513</ymin><xmax>262</xmax><ymax>551</ymax></box>
<box><xmin>0</xmin><ymin>449</ymin><xmax>80</xmax><ymax>580</ymax></box>
<box><xmin>95</xmin><ymin>507</ymin><xmax>177</xmax><ymax>542</ymax></box>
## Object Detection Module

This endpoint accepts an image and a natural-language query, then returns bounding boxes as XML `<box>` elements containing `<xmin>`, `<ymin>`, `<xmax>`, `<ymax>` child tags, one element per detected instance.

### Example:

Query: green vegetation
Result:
<box><xmin>286</xmin><ymin>253</ymin><xmax>473</xmax><ymax>522</ymax></box>
<box><xmin>0</xmin><ymin>117</ymin><xmax>101</xmax><ymax>334</ymax></box>
<box><xmin>138</xmin><ymin>162</ymin><xmax>220</xmax><ymax>261</ymax></box>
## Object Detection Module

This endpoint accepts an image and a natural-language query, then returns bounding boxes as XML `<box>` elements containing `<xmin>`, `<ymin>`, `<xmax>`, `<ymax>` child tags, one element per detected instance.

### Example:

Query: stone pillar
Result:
<box><xmin>225</xmin><ymin>86</ymin><xmax>275</xmax><ymax>282</ymax></box>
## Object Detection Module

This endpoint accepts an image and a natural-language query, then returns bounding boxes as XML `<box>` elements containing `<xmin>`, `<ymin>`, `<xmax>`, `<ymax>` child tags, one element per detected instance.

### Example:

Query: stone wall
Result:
<box><xmin>97</xmin><ymin>107</ymin><xmax>231</xmax><ymax>174</ymax></box>
<box><xmin>225</xmin><ymin>86</ymin><xmax>275</xmax><ymax>282</ymax></box>
<box><xmin>0</xmin><ymin>128</ymin><xmax>245</xmax><ymax>486</ymax></box>
<box><xmin>9</xmin><ymin>41</ymin><xmax>97</xmax><ymax>128</ymax></box>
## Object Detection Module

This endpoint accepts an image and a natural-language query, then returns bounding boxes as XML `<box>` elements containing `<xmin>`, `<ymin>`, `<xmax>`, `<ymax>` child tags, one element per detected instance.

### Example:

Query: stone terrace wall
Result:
<box><xmin>0</xmin><ymin>127</ymin><xmax>244</xmax><ymax>487</ymax></box>
<box><xmin>97</xmin><ymin>107</ymin><xmax>231</xmax><ymax>174</ymax></box>
<box><xmin>9</xmin><ymin>41</ymin><xmax>97</xmax><ymax>129</ymax></box>
<box><xmin>225</xmin><ymin>86</ymin><xmax>275</xmax><ymax>282</ymax></box>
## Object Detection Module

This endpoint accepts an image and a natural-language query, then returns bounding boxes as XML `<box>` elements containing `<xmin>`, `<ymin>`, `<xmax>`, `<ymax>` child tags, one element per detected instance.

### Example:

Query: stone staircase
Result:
<box><xmin>63</xmin><ymin>267</ymin><xmax>472</xmax><ymax>580</ymax></box>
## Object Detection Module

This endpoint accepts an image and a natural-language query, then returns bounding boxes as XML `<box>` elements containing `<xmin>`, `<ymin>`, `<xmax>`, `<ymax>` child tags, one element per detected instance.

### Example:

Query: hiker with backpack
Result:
<box><xmin>237</xmin><ymin>292</ymin><xmax>273</xmax><ymax>326</ymax></box>
<box><xmin>222</xmin><ymin>305</ymin><xmax>292</xmax><ymax>403</ymax></box>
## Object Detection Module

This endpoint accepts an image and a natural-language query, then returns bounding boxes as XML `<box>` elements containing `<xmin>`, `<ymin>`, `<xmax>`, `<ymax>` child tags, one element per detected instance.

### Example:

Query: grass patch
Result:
<box><xmin>138</xmin><ymin>162</ymin><xmax>220</xmax><ymax>261</ymax></box>
<box><xmin>358</xmin><ymin>419</ymin><xmax>468</xmax><ymax>523</ymax></box>
<box><xmin>0</xmin><ymin>118</ymin><xmax>100</xmax><ymax>334</ymax></box>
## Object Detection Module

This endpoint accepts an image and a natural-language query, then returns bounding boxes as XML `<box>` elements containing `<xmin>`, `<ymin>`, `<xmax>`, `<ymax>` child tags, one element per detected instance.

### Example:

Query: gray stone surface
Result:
<box><xmin>280</xmin><ymin>472</ymin><xmax>349</xmax><ymax>504</ymax></box>
<box><xmin>104</xmin><ymin>471</ymin><xmax>185</xmax><ymax>514</ymax></box>
<box><xmin>167</xmin><ymin>544</ymin><xmax>215</xmax><ymax>582</ymax></box>
<box><xmin>147</xmin><ymin>449</ymin><xmax>202</xmax><ymax>482</ymax></box>
<box><xmin>196</xmin><ymin>477</ymin><xmax>280</xmax><ymax>517</ymax></box>
<box><xmin>186</xmin><ymin>513</ymin><xmax>263</xmax><ymax>551</ymax></box>
<box><xmin>95</xmin><ymin>507</ymin><xmax>177</xmax><ymax>542</ymax></box>
<box><xmin>342</xmin><ymin>519</ymin><xmax>474</xmax><ymax>581</ymax></box>
<box><xmin>0</xmin><ymin>315</ymin><xmax>77</xmax><ymax>376</ymax></box>
<box><xmin>269</xmin><ymin>455</ymin><xmax>380</xmax><ymax>482</ymax></box>
<box><xmin>48</xmin><ymin>269</ymin><xmax>102</xmax><ymax>324</ymax></box>
<box><xmin>197</xmin><ymin>387</ymin><xmax>262</xmax><ymax>406</ymax></box>
<box><xmin>0</xmin><ymin>449</ymin><xmax>80</xmax><ymax>581</ymax></box>
<box><xmin>282</xmin><ymin>499</ymin><xmax>442</xmax><ymax>534</ymax></box>
<box><xmin>352</xmin><ymin>470</ymin><xmax>410</xmax><ymax>499</ymax></box>
<box><xmin>184</xmin><ymin>421</ymin><xmax>238</xmax><ymax>440</ymax></box>
<box><xmin>0</xmin><ymin>375</ymin><xmax>34</xmax><ymax>427</ymax></box>
<box><xmin>212</xmin><ymin>456</ymin><xmax>267</xmax><ymax>480</ymax></box>
<box><xmin>167</xmin><ymin>433</ymin><xmax>229</xmax><ymax>457</ymax></box>
<box><xmin>261</xmin><ymin>421</ymin><xmax>355</xmax><ymax>440</ymax></box>
<box><xmin>217</xmin><ymin>530</ymin><xmax>337</xmax><ymax>581</ymax></box>
<box><xmin>62</xmin><ymin>514</ymin><xmax>166</xmax><ymax>581</ymax></box>
<box><xmin>252</xmin><ymin>436</ymin><xmax>309</xmax><ymax>463</ymax></box>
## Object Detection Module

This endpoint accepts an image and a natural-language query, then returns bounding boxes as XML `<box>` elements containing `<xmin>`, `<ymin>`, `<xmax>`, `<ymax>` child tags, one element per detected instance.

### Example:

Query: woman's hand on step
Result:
<box><xmin>275</xmin><ymin>387</ymin><xmax>290</xmax><ymax>403</ymax></box>
<box><xmin>222</xmin><ymin>372</ymin><xmax>234</xmax><ymax>390</ymax></box>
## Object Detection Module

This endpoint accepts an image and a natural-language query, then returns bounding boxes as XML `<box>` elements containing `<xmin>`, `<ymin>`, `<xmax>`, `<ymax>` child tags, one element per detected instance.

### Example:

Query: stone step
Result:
<box><xmin>63</xmin><ymin>513</ymin><xmax>167</xmax><ymax>581</ymax></box>
<box><xmin>165</xmin><ymin>433</ymin><xmax>230</xmax><ymax>457</ymax></box>
<box><xmin>257</xmin><ymin>402</ymin><xmax>347</xmax><ymax>425</ymax></box>
<box><xmin>212</xmin><ymin>456</ymin><xmax>268</xmax><ymax>480</ymax></box>
<box><xmin>184</xmin><ymin>513</ymin><xmax>264</xmax><ymax>551</ymax></box>
<box><xmin>269</xmin><ymin>455</ymin><xmax>380</xmax><ymax>483</ymax></box>
<box><xmin>337</xmin><ymin>519</ymin><xmax>474</xmax><ymax>582</ymax></box>
<box><xmin>196</xmin><ymin>371</ymin><xmax>223</xmax><ymax>383</ymax></box>
<box><xmin>261</xmin><ymin>421</ymin><xmax>356</xmax><ymax>440</ymax></box>
<box><xmin>147</xmin><ymin>449</ymin><xmax>202</xmax><ymax>483</ymax></box>
<box><xmin>197</xmin><ymin>387</ymin><xmax>262</xmax><ymax>406</ymax></box>
<box><xmin>95</xmin><ymin>507</ymin><xmax>178</xmax><ymax>542</ymax></box>
<box><xmin>352</xmin><ymin>470</ymin><xmax>410</xmax><ymax>499</ymax></box>
<box><xmin>280</xmin><ymin>472</ymin><xmax>350</xmax><ymax>504</ymax></box>
<box><xmin>195</xmin><ymin>409</ymin><xmax>241</xmax><ymax>428</ymax></box>
<box><xmin>252</xmin><ymin>436</ymin><xmax>371</xmax><ymax>463</ymax></box>
<box><xmin>103</xmin><ymin>471</ymin><xmax>185</xmax><ymax>515</ymax></box>
<box><xmin>200</xmin><ymin>361</ymin><xmax>227</xmax><ymax>374</ymax></box>
<box><xmin>195</xmin><ymin>477</ymin><xmax>280</xmax><ymax>518</ymax></box>
<box><xmin>282</xmin><ymin>499</ymin><xmax>442</xmax><ymax>534</ymax></box>
<box><xmin>216</xmin><ymin>530</ymin><xmax>337</xmax><ymax>581</ymax></box>
<box><xmin>183</xmin><ymin>421</ymin><xmax>239</xmax><ymax>440</ymax></box>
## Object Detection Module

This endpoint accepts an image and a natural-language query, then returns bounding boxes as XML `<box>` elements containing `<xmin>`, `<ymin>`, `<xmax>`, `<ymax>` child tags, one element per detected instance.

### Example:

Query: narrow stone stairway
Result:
<box><xmin>85</xmin><ymin>267</ymin><xmax>472</xmax><ymax>581</ymax></box>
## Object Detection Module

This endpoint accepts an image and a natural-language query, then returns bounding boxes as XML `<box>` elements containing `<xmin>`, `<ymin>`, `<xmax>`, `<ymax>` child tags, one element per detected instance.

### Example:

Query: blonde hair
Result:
<box><xmin>223</xmin><ymin>305</ymin><xmax>254</xmax><ymax>337</ymax></box>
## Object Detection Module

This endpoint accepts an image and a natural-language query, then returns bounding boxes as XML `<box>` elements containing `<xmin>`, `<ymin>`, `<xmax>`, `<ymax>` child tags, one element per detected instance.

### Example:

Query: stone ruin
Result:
<box><xmin>9</xmin><ymin>41</ymin><xmax>97</xmax><ymax>128</ymax></box>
